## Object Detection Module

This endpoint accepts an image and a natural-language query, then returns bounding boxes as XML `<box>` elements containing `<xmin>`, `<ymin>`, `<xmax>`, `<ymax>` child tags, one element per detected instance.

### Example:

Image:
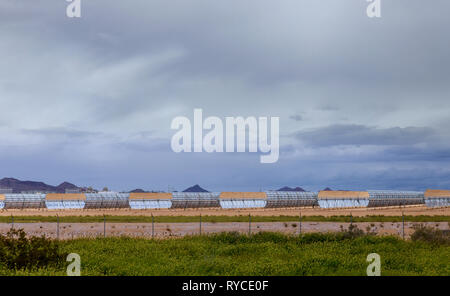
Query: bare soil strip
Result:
<box><xmin>1</xmin><ymin>221</ymin><xmax>447</xmax><ymax>240</ymax></box>
<box><xmin>0</xmin><ymin>205</ymin><xmax>448</xmax><ymax>217</ymax></box>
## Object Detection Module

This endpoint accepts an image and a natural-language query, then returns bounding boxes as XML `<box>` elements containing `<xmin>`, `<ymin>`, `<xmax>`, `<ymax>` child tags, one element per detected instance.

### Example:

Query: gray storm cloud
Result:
<box><xmin>0</xmin><ymin>0</ymin><xmax>449</xmax><ymax>191</ymax></box>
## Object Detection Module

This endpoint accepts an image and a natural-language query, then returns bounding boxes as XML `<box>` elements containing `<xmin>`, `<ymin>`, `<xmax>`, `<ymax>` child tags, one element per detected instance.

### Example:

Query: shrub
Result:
<box><xmin>0</xmin><ymin>228</ymin><xmax>67</xmax><ymax>270</ymax></box>
<box><xmin>410</xmin><ymin>224</ymin><xmax>449</xmax><ymax>245</ymax></box>
<box><xmin>340</xmin><ymin>224</ymin><xmax>366</xmax><ymax>239</ymax></box>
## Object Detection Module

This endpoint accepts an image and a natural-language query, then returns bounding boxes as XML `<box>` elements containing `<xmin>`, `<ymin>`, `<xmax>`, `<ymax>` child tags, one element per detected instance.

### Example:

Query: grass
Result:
<box><xmin>0</xmin><ymin>215</ymin><xmax>449</xmax><ymax>223</ymax></box>
<box><xmin>0</xmin><ymin>228</ymin><xmax>448</xmax><ymax>276</ymax></box>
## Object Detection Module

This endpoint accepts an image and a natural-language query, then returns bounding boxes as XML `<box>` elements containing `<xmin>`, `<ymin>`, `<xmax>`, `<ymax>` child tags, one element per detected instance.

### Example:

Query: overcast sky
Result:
<box><xmin>0</xmin><ymin>0</ymin><xmax>449</xmax><ymax>192</ymax></box>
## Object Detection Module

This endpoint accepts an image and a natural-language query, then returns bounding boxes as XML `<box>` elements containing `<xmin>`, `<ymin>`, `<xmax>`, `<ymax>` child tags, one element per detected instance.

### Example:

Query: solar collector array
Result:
<box><xmin>424</xmin><ymin>190</ymin><xmax>450</xmax><ymax>207</ymax></box>
<box><xmin>367</xmin><ymin>191</ymin><xmax>424</xmax><ymax>207</ymax></box>
<box><xmin>129</xmin><ymin>192</ymin><xmax>172</xmax><ymax>209</ymax></box>
<box><xmin>171</xmin><ymin>192</ymin><xmax>220</xmax><ymax>208</ymax></box>
<box><xmin>219</xmin><ymin>192</ymin><xmax>267</xmax><ymax>208</ymax></box>
<box><xmin>45</xmin><ymin>193</ymin><xmax>86</xmax><ymax>209</ymax></box>
<box><xmin>0</xmin><ymin>189</ymin><xmax>447</xmax><ymax>210</ymax></box>
<box><xmin>265</xmin><ymin>191</ymin><xmax>318</xmax><ymax>208</ymax></box>
<box><xmin>317</xmin><ymin>191</ymin><xmax>370</xmax><ymax>208</ymax></box>
<box><xmin>3</xmin><ymin>193</ymin><xmax>46</xmax><ymax>209</ymax></box>
<box><xmin>84</xmin><ymin>192</ymin><xmax>129</xmax><ymax>209</ymax></box>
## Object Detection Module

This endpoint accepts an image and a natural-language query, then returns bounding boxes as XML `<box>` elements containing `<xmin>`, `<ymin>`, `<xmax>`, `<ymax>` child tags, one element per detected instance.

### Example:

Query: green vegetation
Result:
<box><xmin>0</xmin><ymin>226</ymin><xmax>448</xmax><ymax>276</ymax></box>
<box><xmin>411</xmin><ymin>224</ymin><xmax>450</xmax><ymax>245</ymax></box>
<box><xmin>0</xmin><ymin>229</ymin><xmax>67</xmax><ymax>271</ymax></box>
<box><xmin>0</xmin><ymin>214</ymin><xmax>449</xmax><ymax>223</ymax></box>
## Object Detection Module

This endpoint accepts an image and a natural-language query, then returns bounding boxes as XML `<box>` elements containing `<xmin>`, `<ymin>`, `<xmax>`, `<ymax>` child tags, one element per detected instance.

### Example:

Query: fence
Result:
<box><xmin>1</xmin><ymin>213</ymin><xmax>446</xmax><ymax>240</ymax></box>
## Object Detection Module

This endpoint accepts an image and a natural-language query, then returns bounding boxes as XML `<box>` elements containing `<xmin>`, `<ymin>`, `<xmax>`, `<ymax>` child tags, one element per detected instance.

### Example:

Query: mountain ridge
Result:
<box><xmin>0</xmin><ymin>177</ymin><xmax>80</xmax><ymax>193</ymax></box>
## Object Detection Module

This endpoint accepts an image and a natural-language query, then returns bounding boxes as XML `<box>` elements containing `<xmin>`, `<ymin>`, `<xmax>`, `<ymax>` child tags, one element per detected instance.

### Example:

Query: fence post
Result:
<box><xmin>248</xmin><ymin>214</ymin><xmax>251</xmax><ymax>235</ymax></box>
<box><xmin>402</xmin><ymin>211</ymin><xmax>405</xmax><ymax>240</ymax></box>
<box><xmin>152</xmin><ymin>214</ymin><xmax>154</xmax><ymax>238</ymax></box>
<box><xmin>57</xmin><ymin>215</ymin><xmax>60</xmax><ymax>240</ymax></box>
<box><xmin>299</xmin><ymin>212</ymin><xmax>302</xmax><ymax>235</ymax></box>
<box><xmin>103</xmin><ymin>215</ymin><xmax>106</xmax><ymax>238</ymax></box>
<box><xmin>199</xmin><ymin>214</ymin><xmax>202</xmax><ymax>235</ymax></box>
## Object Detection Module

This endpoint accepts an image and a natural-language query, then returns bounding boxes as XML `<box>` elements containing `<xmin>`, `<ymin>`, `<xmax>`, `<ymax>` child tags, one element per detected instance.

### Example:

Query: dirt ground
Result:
<box><xmin>0</xmin><ymin>205</ymin><xmax>448</xmax><ymax>217</ymax></box>
<box><xmin>1</xmin><ymin>221</ymin><xmax>447</xmax><ymax>240</ymax></box>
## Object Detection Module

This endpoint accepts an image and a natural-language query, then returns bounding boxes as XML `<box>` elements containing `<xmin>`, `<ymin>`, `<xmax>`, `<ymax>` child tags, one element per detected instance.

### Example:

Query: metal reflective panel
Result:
<box><xmin>219</xmin><ymin>199</ymin><xmax>267</xmax><ymax>209</ymax></box>
<box><xmin>265</xmin><ymin>191</ymin><xmax>318</xmax><ymax>208</ymax></box>
<box><xmin>129</xmin><ymin>200</ymin><xmax>172</xmax><ymax>209</ymax></box>
<box><xmin>318</xmin><ymin>199</ymin><xmax>369</xmax><ymax>208</ymax></box>
<box><xmin>424</xmin><ymin>198</ymin><xmax>450</xmax><ymax>207</ymax></box>
<box><xmin>45</xmin><ymin>201</ymin><xmax>85</xmax><ymax>209</ymax></box>
<box><xmin>368</xmin><ymin>191</ymin><xmax>425</xmax><ymax>207</ymax></box>
<box><xmin>424</xmin><ymin>190</ymin><xmax>450</xmax><ymax>208</ymax></box>
<box><xmin>85</xmin><ymin>192</ymin><xmax>130</xmax><ymax>209</ymax></box>
<box><xmin>171</xmin><ymin>192</ymin><xmax>220</xmax><ymax>208</ymax></box>
<box><xmin>317</xmin><ymin>191</ymin><xmax>369</xmax><ymax>208</ymax></box>
<box><xmin>3</xmin><ymin>194</ymin><xmax>46</xmax><ymax>209</ymax></box>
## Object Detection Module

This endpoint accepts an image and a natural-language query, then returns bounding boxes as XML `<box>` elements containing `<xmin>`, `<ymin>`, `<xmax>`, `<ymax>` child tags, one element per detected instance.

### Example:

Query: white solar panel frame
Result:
<box><xmin>45</xmin><ymin>200</ymin><xmax>86</xmax><ymax>209</ymax></box>
<box><xmin>129</xmin><ymin>200</ymin><xmax>172</xmax><ymax>209</ymax></box>
<box><xmin>424</xmin><ymin>197</ymin><xmax>450</xmax><ymax>208</ymax></box>
<box><xmin>318</xmin><ymin>199</ymin><xmax>369</xmax><ymax>208</ymax></box>
<box><xmin>219</xmin><ymin>199</ymin><xmax>267</xmax><ymax>209</ymax></box>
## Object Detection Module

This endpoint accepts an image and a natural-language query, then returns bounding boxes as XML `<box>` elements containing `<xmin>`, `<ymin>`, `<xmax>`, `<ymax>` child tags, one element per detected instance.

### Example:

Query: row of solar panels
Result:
<box><xmin>0</xmin><ymin>190</ymin><xmax>449</xmax><ymax>209</ymax></box>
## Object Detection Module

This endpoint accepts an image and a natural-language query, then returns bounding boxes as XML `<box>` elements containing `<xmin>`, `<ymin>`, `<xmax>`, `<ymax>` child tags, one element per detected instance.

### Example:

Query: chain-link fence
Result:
<box><xmin>1</xmin><ymin>214</ymin><xmax>448</xmax><ymax>240</ymax></box>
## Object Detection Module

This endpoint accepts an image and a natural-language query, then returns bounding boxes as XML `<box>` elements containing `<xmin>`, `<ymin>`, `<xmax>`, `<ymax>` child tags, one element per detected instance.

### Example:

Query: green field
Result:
<box><xmin>1</xmin><ymin>230</ymin><xmax>449</xmax><ymax>276</ymax></box>
<box><xmin>1</xmin><ymin>215</ymin><xmax>449</xmax><ymax>223</ymax></box>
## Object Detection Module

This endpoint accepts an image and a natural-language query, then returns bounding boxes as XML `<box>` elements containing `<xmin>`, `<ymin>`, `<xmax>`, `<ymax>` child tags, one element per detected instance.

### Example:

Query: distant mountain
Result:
<box><xmin>129</xmin><ymin>188</ymin><xmax>146</xmax><ymax>193</ymax></box>
<box><xmin>56</xmin><ymin>182</ymin><xmax>79</xmax><ymax>192</ymax></box>
<box><xmin>323</xmin><ymin>187</ymin><xmax>333</xmax><ymax>191</ymax></box>
<box><xmin>0</xmin><ymin>177</ymin><xmax>80</xmax><ymax>193</ymax></box>
<box><xmin>277</xmin><ymin>186</ymin><xmax>306</xmax><ymax>192</ymax></box>
<box><xmin>183</xmin><ymin>184</ymin><xmax>209</xmax><ymax>192</ymax></box>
